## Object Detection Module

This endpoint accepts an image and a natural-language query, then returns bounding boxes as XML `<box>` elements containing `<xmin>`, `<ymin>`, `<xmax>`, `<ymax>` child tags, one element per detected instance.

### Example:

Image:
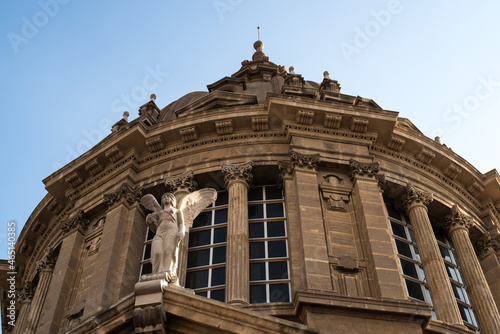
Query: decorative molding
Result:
<box><xmin>401</xmin><ymin>183</ymin><xmax>433</xmax><ymax>211</ymax></box>
<box><xmin>133</xmin><ymin>305</ymin><xmax>167</xmax><ymax>333</ymax></box>
<box><xmin>289</xmin><ymin>150</ymin><xmax>320</xmax><ymax>171</ymax></box>
<box><xmin>387</xmin><ymin>135</ymin><xmax>405</xmax><ymax>152</ymax></box>
<box><xmin>19</xmin><ymin>239</ymin><xmax>35</xmax><ymax>255</ymax></box>
<box><xmin>295</xmin><ymin>110</ymin><xmax>314</xmax><ymax>125</ymax></box>
<box><xmin>284</xmin><ymin>121</ymin><xmax>377</xmax><ymax>142</ymax></box>
<box><xmin>165</xmin><ymin>170</ymin><xmax>198</xmax><ymax>194</ymax></box>
<box><xmin>19</xmin><ymin>281</ymin><xmax>35</xmax><ymax>304</ymax></box>
<box><xmin>30</xmin><ymin>219</ymin><xmax>48</xmax><ymax>234</ymax></box>
<box><xmin>320</xmin><ymin>175</ymin><xmax>350</xmax><ymax>212</ymax></box>
<box><xmin>221</xmin><ymin>161</ymin><xmax>253</xmax><ymax>188</ymax></box>
<box><xmin>467</xmin><ymin>181</ymin><xmax>484</xmax><ymax>197</ymax></box>
<box><xmin>35</xmin><ymin>247</ymin><xmax>58</xmax><ymax>272</ymax></box>
<box><xmin>60</xmin><ymin>210</ymin><xmax>90</xmax><ymax>234</ymax></box>
<box><xmin>47</xmin><ymin>199</ymin><xmax>64</xmax><ymax>216</ymax></box>
<box><xmin>179</xmin><ymin>127</ymin><xmax>198</xmax><ymax>142</ymax></box>
<box><xmin>443</xmin><ymin>162</ymin><xmax>462</xmax><ymax>180</ymax></box>
<box><xmin>65</xmin><ymin>171</ymin><xmax>84</xmax><ymax>188</ymax></box>
<box><xmin>440</xmin><ymin>204</ymin><xmax>474</xmax><ymax>234</ymax></box>
<box><xmin>416</xmin><ymin>148</ymin><xmax>435</xmax><ymax>164</ymax></box>
<box><xmin>350</xmin><ymin>118</ymin><xmax>369</xmax><ymax>133</ymax></box>
<box><xmin>105</xmin><ymin>145</ymin><xmax>124</xmax><ymax>163</ymax></box>
<box><xmin>323</xmin><ymin>113</ymin><xmax>342</xmax><ymax>129</ymax></box>
<box><xmin>103</xmin><ymin>183</ymin><xmax>143</xmax><ymax>208</ymax></box>
<box><xmin>251</xmin><ymin>116</ymin><xmax>269</xmax><ymax>131</ymax></box>
<box><xmin>215</xmin><ymin>120</ymin><xmax>233</xmax><ymax>135</ymax></box>
<box><xmin>84</xmin><ymin>158</ymin><xmax>104</xmax><ymax>176</ymax></box>
<box><xmin>348</xmin><ymin>159</ymin><xmax>383</xmax><ymax>185</ymax></box>
<box><xmin>475</xmin><ymin>233</ymin><xmax>499</xmax><ymax>260</ymax></box>
<box><xmin>145</xmin><ymin>135</ymin><xmax>165</xmax><ymax>153</ymax></box>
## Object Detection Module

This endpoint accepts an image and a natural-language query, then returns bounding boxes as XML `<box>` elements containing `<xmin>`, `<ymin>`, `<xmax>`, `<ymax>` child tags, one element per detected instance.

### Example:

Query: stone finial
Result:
<box><xmin>222</xmin><ymin>161</ymin><xmax>253</xmax><ymax>188</ymax></box>
<box><xmin>253</xmin><ymin>40</ymin><xmax>263</xmax><ymax>52</ymax></box>
<box><xmin>123</xmin><ymin>111</ymin><xmax>130</xmax><ymax>122</ymax></box>
<box><xmin>323</xmin><ymin>71</ymin><xmax>330</xmax><ymax>79</ymax></box>
<box><xmin>150</xmin><ymin>93</ymin><xmax>156</xmax><ymax>101</ymax></box>
<box><xmin>475</xmin><ymin>233</ymin><xmax>499</xmax><ymax>260</ymax></box>
<box><xmin>289</xmin><ymin>66</ymin><xmax>295</xmax><ymax>74</ymax></box>
<box><xmin>401</xmin><ymin>183</ymin><xmax>433</xmax><ymax>211</ymax></box>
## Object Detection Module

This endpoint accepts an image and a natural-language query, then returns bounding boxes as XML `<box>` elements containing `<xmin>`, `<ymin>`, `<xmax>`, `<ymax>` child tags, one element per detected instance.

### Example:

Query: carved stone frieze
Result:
<box><xmin>65</xmin><ymin>171</ymin><xmax>84</xmax><ymax>188</ymax></box>
<box><xmin>60</xmin><ymin>210</ymin><xmax>90</xmax><ymax>234</ymax></box>
<box><xmin>103</xmin><ymin>183</ymin><xmax>143</xmax><ymax>208</ymax></box>
<box><xmin>475</xmin><ymin>233</ymin><xmax>499</xmax><ymax>260</ymax></box>
<box><xmin>35</xmin><ymin>247</ymin><xmax>58</xmax><ymax>272</ymax></box>
<box><xmin>387</xmin><ymin>135</ymin><xmax>405</xmax><ymax>152</ymax></box>
<box><xmin>105</xmin><ymin>145</ymin><xmax>124</xmax><ymax>163</ymax></box>
<box><xmin>350</xmin><ymin>118</ymin><xmax>369</xmax><ymax>133</ymax></box>
<box><xmin>251</xmin><ymin>116</ymin><xmax>269</xmax><ymax>131</ymax></box>
<box><xmin>222</xmin><ymin>161</ymin><xmax>253</xmax><ymax>188</ymax></box>
<box><xmin>323</xmin><ymin>113</ymin><xmax>342</xmax><ymax>129</ymax></box>
<box><xmin>145</xmin><ymin>135</ymin><xmax>165</xmax><ymax>153</ymax></box>
<box><xmin>467</xmin><ymin>181</ymin><xmax>484</xmax><ymax>197</ymax></box>
<box><xmin>401</xmin><ymin>183</ymin><xmax>433</xmax><ymax>211</ymax></box>
<box><xmin>215</xmin><ymin>120</ymin><xmax>234</xmax><ymax>135</ymax></box>
<box><xmin>179</xmin><ymin>127</ymin><xmax>198</xmax><ymax>142</ymax></box>
<box><xmin>85</xmin><ymin>158</ymin><xmax>104</xmax><ymax>176</ymax></box>
<box><xmin>416</xmin><ymin>148</ymin><xmax>435</xmax><ymax>165</ymax></box>
<box><xmin>295</xmin><ymin>110</ymin><xmax>314</xmax><ymax>125</ymax></box>
<box><xmin>165</xmin><ymin>170</ymin><xmax>198</xmax><ymax>194</ymax></box>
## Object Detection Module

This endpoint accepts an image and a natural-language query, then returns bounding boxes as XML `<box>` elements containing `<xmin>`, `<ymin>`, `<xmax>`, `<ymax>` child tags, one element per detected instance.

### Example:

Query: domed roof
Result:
<box><xmin>159</xmin><ymin>91</ymin><xmax>209</xmax><ymax>122</ymax></box>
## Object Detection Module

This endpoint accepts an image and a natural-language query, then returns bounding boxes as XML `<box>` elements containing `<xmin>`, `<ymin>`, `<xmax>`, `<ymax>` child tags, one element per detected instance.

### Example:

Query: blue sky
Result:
<box><xmin>1</xmin><ymin>1</ymin><xmax>499</xmax><ymax>259</ymax></box>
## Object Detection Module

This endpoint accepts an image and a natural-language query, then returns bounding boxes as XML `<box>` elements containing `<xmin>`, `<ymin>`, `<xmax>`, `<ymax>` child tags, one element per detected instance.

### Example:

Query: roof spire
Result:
<box><xmin>257</xmin><ymin>26</ymin><xmax>260</xmax><ymax>41</ymax></box>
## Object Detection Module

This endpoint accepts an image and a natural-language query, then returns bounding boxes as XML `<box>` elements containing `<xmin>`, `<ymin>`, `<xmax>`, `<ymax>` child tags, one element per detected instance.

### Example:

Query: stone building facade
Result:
<box><xmin>2</xmin><ymin>40</ymin><xmax>500</xmax><ymax>333</ymax></box>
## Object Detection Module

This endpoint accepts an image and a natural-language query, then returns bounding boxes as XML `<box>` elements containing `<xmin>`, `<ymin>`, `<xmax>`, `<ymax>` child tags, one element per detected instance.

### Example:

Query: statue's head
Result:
<box><xmin>161</xmin><ymin>193</ymin><xmax>176</xmax><ymax>208</ymax></box>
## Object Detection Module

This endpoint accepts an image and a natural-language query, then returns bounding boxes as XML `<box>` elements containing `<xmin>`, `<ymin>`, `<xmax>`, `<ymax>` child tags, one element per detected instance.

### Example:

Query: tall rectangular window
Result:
<box><xmin>139</xmin><ymin>227</ymin><xmax>155</xmax><ymax>277</ymax></box>
<box><xmin>249</xmin><ymin>185</ymin><xmax>290</xmax><ymax>304</ymax></box>
<box><xmin>185</xmin><ymin>191</ymin><xmax>228</xmax><ymax>302</ymax></box>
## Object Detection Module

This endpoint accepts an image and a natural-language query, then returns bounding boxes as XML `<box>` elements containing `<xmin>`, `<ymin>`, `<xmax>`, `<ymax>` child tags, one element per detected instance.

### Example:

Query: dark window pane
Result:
<box><xmin>408</xmin><ymin>229</ymin><xmax>416</xmax><ymax>243</ymax></box>
<box><xmin>267</xmin><ymin>221</ymin><xmax>285</xmax><ymax>237</ymax></box>
<box><xmin>250</xmin><ymin>285</ymin><xmax>266</xmax><ymax>304</ymax></box>
<box><xmin>212</xmin><ymin>246</ymin><xmax>226</xmax><ymax>264</ymax></box>
<box><xmin>250</xmin><ymin>242</ymin><xmax>265</xmax><ymax>259</ymax></box>
<box><xmin>188</xmin><ymin>249</ymin><xmax>210</xmax><ymax>268</ymax></box>
<box><xmin>265</xmin><ymin>186</ymin><xmax>282</xmax><ymax>200</ymax></box>
<box><xmin>458</xmin><ymin>304</ymin><xmax>473</xmax><ymax>324</ymax></box>
<box><xmin>405</xmin><ymin>279</ymin><xmax>424</xmax><ymax>301</ymax></box>
<box><xmin>439</xmin><ymin>245</ymin><xmax>452</xmax><ymax>262</ymax></box>
<box><xmin>250</xmin><ymin>263</ymin><xmax>266</xmax><ymax>281</ymax></box>
<box><xmin>249</xmin><ymin>223</ymin><xmax>265</xmax><ymax>239</ymax></box>
<box><xmin>196</xmin><ymin>291</ymin><xmax>208</xmax><ymax>297</ymax></box>
<box><xmin>141</xmin><ymin>262</ymin><xmax>152</xmax><ymax>276</ymax></box>
<box><xmin>189</xmin><ymin>230</ymin><xmax>211</xmax><ymax>247</ymax></box>
<box><xmin>147</xmin><ymin>228</ymin><xmax>155</xmax><ymax>240</ymax></box>
<box><xmin>391</xmin><ymin>221</ymin><xmax>406</xmax><ymax>239</ymax></box>
<box><xmin>413</xmin><ymin>246</ymin><xmax>420</xmax><ymax>261</ymax></box>
<box><xmin>143</xmin><ymin>243</ymin><xmax>151</xmax><ymax>260</ymax></box>
<box><xmin>386</xmin><ymin>204</ymin><xmax>401</xmax><ymax>221</ymax></box>
<box><xmin>193</xmin><ymin>211</ymin><xmax>211</xmax><ymax>228</ymax></box>
<box><xmin>266</xmin><ymin>203</ymin><xmax>284</xmax><ymax>218</ymax></box>
<box><xmin>249</xmin><ymin>204</ymin><xmax>264</xmax><ymax>219</ymax></box>
<box><xmin>434</xmin><ymin>229</ymin><xmax>447</xmax><ymax>244</ymax></box>
<box><xmin>452</xmin><ymin>283</ymin><xmax>465</xmax><ymax>301</ymax></box>
<box><xmin>395</xmin><ymin>239</ymin><xmax>412</xmax><ymax>258</ymax></box>
<box><xmin>214</xmin><ymin>209</ymin><xmax>228</xmax><ymax>224</ymax></box>
<box><xmin>269</xmin><ymin>261</ymin><xmax>288</xmax><ymax>280</ymax></box>
<box><xmin>186</xmin><ymin>270</ymin><xmax>209</xmax><ymax>289</ymax></box>
<box><xmin>400</xmin><ymin>259</ymin><xmax>418</xmax><ymax>279</ymax></box>
<box><xmin>211</xmin><ymin>267</ymin><xmax>225</xmax><ymax>286</ymax></box>
<box><xmin>403</xmin><ymin>214</ymin><xmax>412</xmax><ymax>225</ymax></box>
<box><xmin>248</xmin><ymin>187</ymin><xmax>263</xmax><ymax>201</ymax></box>
<box><xmin>210</xmin><ymin>289</ymin><xmax>225</xmax><ymax>302</ymax></box>
<box><xmin>214</xmin><ymin>227</ymin><xmax>227</xmax><ymax>243</ymax></box>
<box><xmin>215</xmin><ymin>191</ymin><xmax>228</xmax><ymax>206</ymax></box>
<box><xmin>268</xmin><ymin>241</ymin><xmax>287</xmax><ymax>258</ymax></box>
<box><xmin>446</xmin><ymin>264</ymin><xmax>459</xmax><ymax>281</ymax></box>
<box><xmin>270</xmin><ymin>283</ymin><xmax>290</xmax><ymax>303</ymax></box>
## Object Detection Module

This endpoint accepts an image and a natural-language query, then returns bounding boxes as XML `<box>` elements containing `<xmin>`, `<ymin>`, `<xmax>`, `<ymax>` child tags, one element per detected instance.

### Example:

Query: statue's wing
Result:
<box><xmin>179</xmin><ymin>189</ymin><xmax>217</xmax><ymax>228</ymax></box>
<box><xmin>140</xmin><ymin>194</ymin><xmax>162</xmax><ymax>213</ymax></box>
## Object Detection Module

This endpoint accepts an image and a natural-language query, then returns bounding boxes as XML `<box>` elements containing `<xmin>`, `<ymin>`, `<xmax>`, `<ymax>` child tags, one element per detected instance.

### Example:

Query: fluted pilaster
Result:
<box><xmin>13</xmin><ymin>282</ymin><xmax>35</xmax><ymax>334</ymax></box>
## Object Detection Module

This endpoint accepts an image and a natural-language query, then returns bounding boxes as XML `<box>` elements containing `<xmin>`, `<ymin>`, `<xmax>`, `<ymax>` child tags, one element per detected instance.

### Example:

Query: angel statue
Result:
<box><xmin>140</xmin><ymin>188</ymin><xmax>217</xmax><ymax>283</ymax></box>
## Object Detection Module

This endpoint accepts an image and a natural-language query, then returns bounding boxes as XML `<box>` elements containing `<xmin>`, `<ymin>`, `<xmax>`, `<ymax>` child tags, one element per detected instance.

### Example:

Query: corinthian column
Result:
<box><xmin>442</xmin><ymin>205</ymin><xmax>500</xmax><ymax>334</ymax></box>
<box><xmin>165</xmin><ymin>170</ymin><xmax>198</xmax><ymax>286</ymax></box>
<box><xmin>25</xmin><ymin>248</ymin><xmax>58</xmax><ymax>334</ymax></box>
<box><xmin>402</xmin><ymin>184</ymin><xmax>463</xmax><ymax>326</ymax></box>
<box><xmin>222</xmin><ymin>161</ymin><xmax>253</xmax><ymax>305</ymax></box>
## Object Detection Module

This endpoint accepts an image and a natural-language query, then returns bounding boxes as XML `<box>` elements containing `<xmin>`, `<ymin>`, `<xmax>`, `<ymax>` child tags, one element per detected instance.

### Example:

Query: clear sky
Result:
<box><xmin>1</xmin><ymin>1</ymin><xmax>499</xmax><ymax>260</ymax></box>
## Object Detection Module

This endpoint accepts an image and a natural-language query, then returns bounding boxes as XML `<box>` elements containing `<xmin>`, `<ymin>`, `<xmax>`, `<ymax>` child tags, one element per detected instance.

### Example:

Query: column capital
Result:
<box><xmin>35</xmin><ymin>247</ymin><xmax>58</xmax><ymax>273</ymax></box>
<box><xmin>475</xmin><ymin>233</ymin><xmax>500</xmax><ymax>260</ymax></box>
<box><xmin>103</xmin><ymin>183</ymin><xmax>143</xmax><ymax>209</ymax></box>
<box><xmin>440</xmin><ymin>204</ymin><xmax>473</xmax><ymax>234</ymax></box>
<box><xmin>222</xmin><ymin>161</ymin><xmax>253</xmax><ymax>188</ymax></box>
<box><xmin>165</xmin><ymin>170</ymin><xmax>198</xmax><ymax>195</ymax></box>
<box><xmin>401</xmin><ymin>183</ymin><xmax>433</xmax><ymax>211</ymax></box>
<box><xmin>289</xmin><ymin>150</ymin><xmax>320</xmax><ymax>171</ymax></box>
<box><xmin>60</xmin><ymin>210</ymin><xmax>90</xmax><ymax>234</ymax></box>
<box><xmin>349</xmin><ymin>159</ymin><xmax>385</xmax><ymax>187</ymax></box>
<box><xmin>18</xmin><ymin>281</ymin><xmax>35</xmax><ymax>304</ymax></box>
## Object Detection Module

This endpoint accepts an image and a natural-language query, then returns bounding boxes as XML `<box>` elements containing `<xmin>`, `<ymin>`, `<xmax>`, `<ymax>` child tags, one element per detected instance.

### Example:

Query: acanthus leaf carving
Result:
<box><xmin>289</xmin><ymin>150</ymin><xmax>320</xmax><ymax>171</ymax></box>
<box><xmin>60</xmin><ymin>210</ymin><xmax>90</xmax><ymax>234</ymax></box>
<box><xmin>103</xmin><ymin>183</ymin><xmax>143</xmax><ymax>208</ymax></box>
<box><xmin>165</xmin><ymin>170</ymin><xmax>198</xmax><ymax>194</ymax></box>
<box><xmin>349</xmin><ymin>159</ymin><xmax>380</xmax><ymax>180</ymax></box>
<box><xmin>35</xmin><ymin>247</ymin><xmax>58</xmax><ymax>272</ymax></box>
<box><xmin>221</xmin><ymin>161</ymin><xmax>253</xmax><ymax>188</ymax></box>
<box><xmin>439</xmin><ymin>204</ymin><xmax>474</xmax><ymax>234</ymax></box>
<box><xmin>401</xmin><ymin>183</ymin><xmax>433</xmax><ymax>211</ymax></box>
<box><xmin>475</xmin><ymin>233</ymin><xmax>499</xmax><ymax>260</ymax></box>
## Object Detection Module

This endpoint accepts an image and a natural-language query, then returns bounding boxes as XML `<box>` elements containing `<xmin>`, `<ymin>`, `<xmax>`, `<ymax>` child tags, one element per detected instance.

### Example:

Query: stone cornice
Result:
<box><xmin>440</xmin><ymin>204</ymin><xmax>474</xmax><ymax>234</ymax></box>
<box><xmin>283</xmin><ymin>121</ymin><xmax>378</xmax><ymax>144</ymax></box>
<box><xmin>402</xmin><ymin>183</ymin><xmax>433</xmax><ymax>211</ymax></box>
<box><xmin>165</xmin><ymin>170</ymin><xmax>198</xmax><ymax>194</ymax></box>
<box><xmin>222</xmin><ymin>161</ymin><xmax>253</xmax><ymax>188</ymax></box>
<box><xmin>60</xmin><ymin>210</ymin><xmax>90</xmax><ymax>234</ymax></box>
<box><xmin>103</xmin><ymin>183</ymin><xmax>143</xmax><ymax>208</ymax></box>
